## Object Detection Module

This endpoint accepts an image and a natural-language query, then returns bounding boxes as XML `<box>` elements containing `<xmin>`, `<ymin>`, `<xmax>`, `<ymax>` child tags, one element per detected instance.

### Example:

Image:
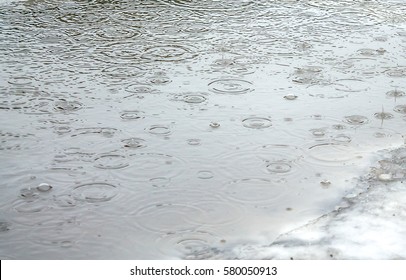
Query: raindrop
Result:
<box><xmin>71</xmin><ymin>182</ymin><xmax>118</xmax><ymax>203</ymax></box>
<box><xmin>121</xmin><ymin>138</ymin><xmax>147</xmax><ymax>149</ymax></box>
<box><xmin>208</xmin><ymin>79</ymin><xmax>253</xmax><ymax>95</ymax></box>
<box><xmin>242</xmin><ymin>117</ymin><xmax>272</xmax><ymax>129</ymax></box>
<box><xmin>374</xmin><ymin>112</ymin><xmax>394</xmax><ymax>120</ymax></box>
<box><xmin>344</xmin><ymin>115</ymin><xmax>369</xmax><ymax>125</ymax></box>
<box><xmin>125</xmin><ymin>85</ymin><xmax>160</xmax><ymax>95</ymax></box>
<box><xmin>0</xmin><ymin>222</ymin><xmax>11</xmax><ymax>233</ymax></box>
<box><xmin>386</xmin><ymin>89</ymin><xmax>405</xmax><ymax>98</ymax></box>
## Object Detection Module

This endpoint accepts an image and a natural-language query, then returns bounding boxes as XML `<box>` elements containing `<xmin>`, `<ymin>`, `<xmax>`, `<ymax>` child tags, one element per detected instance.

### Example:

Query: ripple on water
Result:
<box><xmin>223</xmin><ymin>178</ymin><xmax>286</xmax><ymax>205</ymax></box>
<box><xmin>156</xmin><ymin>230</ymin><xmax>223</xmax><ymax>260</ymax></box>
<box><xmin>146</xmin><ymin>125</ymin><xmax>172</xmax><ymax>136</ymax></box>
<box><xmin>242</xmin><ymin>117</ymin><xmax>272</xmax><ymax>129</ymax></box>
<box><xmin>306</xmin><ymin>143</ymin><xmax>361</xmax><ymax>166</ymax></box>
<box><xmin>344</xmin><ymin>115</ymin><xmax>369</xmax><ymax>125</ymax></box>
<box><xmin>133</xmin><ymin>203</ymin><xmax>203</xmax><ymax>233</ymax></box>
<box><xmin>333</xmin><ymin>78</ymin><xmax>369</xmax><ymax>93</ymax></box>
<box><xmin>386</xmin><ymin>89</ymin><xmax>405</xmax><ymax>98</ymax></box>
<box><xmin>93</xmin><ymin>154</ymin><xmax>129</xmax><ymax>170</ymax></box>
<box><xmin>208</xmin><ymin>78</ymin><xmax>253</xmax><ymax>95</ymax></box>
<box><xmin>141</xmin><ymin>45</ymin><xmax>197</xmax><ymax>62</ymax></box>
<box><xmin>119</xmin><ymin>110</ymin><xmax>145</xmax><ymax>120</ymax></box>
<box><xmin>119</xmin><ymin>153</ymin><xmax>185</xmax><ymax>181</ymax></box>
<box><xmin>95</xmin><ymin>26</ymin><xmax>142</xmax><ymax>41</ymax></box>
<box><xmin>394</xmin><ymin>105</ymin><xmax>406</xmax><ymax>114</ymax></box>
<box><xmin>158</xmin><ymin>0</ymin><xmax>255</xmax><ymax>12</ymax></box>
<box><xmin>54</xmin><ymin>100</ymin><xmax>83</xmax><ymax>113</ymax></box>
<box><xmin>101</xmin><ymin>65</ymin><xmax>145</xmax><ymax>80</ymax></box>
<box><xmin>384</xmin><ymin>67</ymin><xmax>406</xmax><ymax>78</ymax></box>
<box><xmin>182</xmin><ymin>94</ymin><xmax>207</xmax><ymax>104</ymax></box>
<box><xmin>121</xmin><ymin>138</ymin><xmax>147</xmax><ymax>149</ymax></box>
<box><xmin>71</xmin><ymin>182</ymin><xmax>118</xmax><ymax>203</ymax></box>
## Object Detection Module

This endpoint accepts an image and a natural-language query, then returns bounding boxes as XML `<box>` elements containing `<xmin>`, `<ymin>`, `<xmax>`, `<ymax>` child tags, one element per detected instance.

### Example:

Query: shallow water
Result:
<box><xmin>0</xmin><ymin>0</ymin><xmax>405</xmax><ymax>259</ymax></box>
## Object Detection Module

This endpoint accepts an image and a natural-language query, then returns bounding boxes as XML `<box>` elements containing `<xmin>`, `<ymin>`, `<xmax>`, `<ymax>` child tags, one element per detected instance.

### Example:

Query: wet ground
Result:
<box><xmin>0</xmin><ymin>0</ymin><xmax>405</xmax><ymax>259</ymax></box>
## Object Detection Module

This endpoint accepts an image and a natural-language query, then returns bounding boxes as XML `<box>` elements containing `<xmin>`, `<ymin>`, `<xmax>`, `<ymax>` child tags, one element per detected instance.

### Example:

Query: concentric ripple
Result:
<box><xmin>158</xmin><ymin>0</ymin><xmax>255</xmax><ymax>12</ymax></box>
<box><xmin>386</xmin><ymin>89</ymin><xmax>405</xmax><ymax>98</ymax></box>
<box><xmin>141</xmin><ymin>45</ymin><xmax>197</xmax><ymax>62</ymax></box>
<box><xmin>156</xmin><ymin>229</ymin><xmax>223</xmax><ymax>259</ymax></box>
<box><xmin>344</xmin><ymin>115</ymin><xmax>369</xmax><ymax>125</ymax></box>
<box><xmin>242</xmin><ymin>117</ymin><xmax>272</xmax><ymax>129</ymax></box>
<box><xmin>208</xmin><ymin>79</ymin><xmax>253</xmax><ymax>94</ymax></box>
<box><xmin>133</xmin><ymin>203</ymin><xmax>203</xmax><ymax>233</ymax></box>
<box><xmin>223</xmin><ymin>178</ymin><xmax>286</xmax><ymax>205</ymax></box>
<box><xmin>121</xmin><ymin>138</ymin><xmax>147</xmax><ymax>149</ymax></box>
<box><xmin>120</xmin><ymin>111</ymin><xmax>145</xmax><ymax>120</ymax></box>
<box><xmin>93</xmin><ymin>154</ymin><xmax>129</xmax><ymax>169</ymax></box>
<box><xmin>71</xmin><ymin>182</ymin><xmax>118</xmax><ymax>203</ymax></box>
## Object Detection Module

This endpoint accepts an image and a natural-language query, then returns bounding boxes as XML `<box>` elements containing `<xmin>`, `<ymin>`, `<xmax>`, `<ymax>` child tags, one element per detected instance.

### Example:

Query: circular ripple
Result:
<box><xmin>197</xmin><ymin>170</ymin><xmax>214</xmax><ymax>179</ymax></box>
<box><xmin>122</xmin><ymin>153</ymin><xmax>185</xmax><ymax>180</ymax></box>
<box><xmin>306</xmin><ymin>143</ymin><xmax>360</xmax><ymax>166</ymax></box>
<box><xmin>385</xmin><ymin>68</ymin><xmax>406</xmax><ymax>77</ymax></box>
<box><xmin>158</xmin><ymin>0</ymin><xmax>255</xmax><ymax>11</ymax></box>
<box><xmin>120</xmin><ymin>111</ymin><xmax>144</xmax><ymax>120</ymax></box>
<box><xmin>141</xmin><ymin>45</ymin><xmax>197</xmax><ymax>62</ymax></box>
<box><xmin>54</xmin><ymin>100</ymin><xmax>83</xmax><ymax>112</ymax></box>
<box><xmin>133</xmin><ymin>203</ymin><xmax>203</xmax><ymax>233</ymax></box>
<box><xmin>95</xmin><ymin>26</ymin><xmax>141</xmax><ymax>41</ymax></box>
<box><xmin>71</xmin><ymin>182</ymin><xmax>118</xmax><ymax>203</ymax></box>
<box><xmin>183</xmin><ymin>94</ymin><xmax>207</xmax><ymax>104</ymax></box>
<box><xmin>94</xmin><ymin>154</ymin><xmax>129</xmax><ymax>170</ymax></box>
<box><xmin>374</xmin><ymin>112</ymin><xmax>394</xmax><ymax>120</ymax></box>
<box><xmin>147</xmin><ymin>125</ymin><xmax>171</xmax><ymax>136</ymax></box>
<box><xmin>124</xmin><ymin>85</ymin><xmax>160</xmax><ymax>95</ymax></box>
<box><xmin>208</xmin><ymin>79</ymin><xmax>253</xmax><ymax>95</ymax></box>
<box><xmin>157</xmin><ymin>230</ymin><xmax>222</xmax><ymax>259</ymax></box>
<box><xmin>344</xmin><ymin>115</ymin><xmax>369</xmax><ymax>125</ymax></box>
<box><xmin>102</xmin><ymin>66</ymin><xmax>145</xmax><ymax>79</ymax></box>
<box><xmin>242</xmin><ymin>117</ymin><xmax>272</xmax><ymax>129</ymax></box>
<box><xmin>334</xmin><ymin>79</ymin><xmax>369</xmax><ymax>92</ymax></box>
<box><xmin>224</xmin><ymin>178</ymin><xmax>286</xmax><ymax>205</ymax></box>
<box><xmin>266</xmin><ymin>161</ymin><xmax>292</xmax><ymax>173</ymax></box>
<box><xmin>394</xmin><ymin>105</ymin><xmax>406</xmax><ymax>114</ymax></box>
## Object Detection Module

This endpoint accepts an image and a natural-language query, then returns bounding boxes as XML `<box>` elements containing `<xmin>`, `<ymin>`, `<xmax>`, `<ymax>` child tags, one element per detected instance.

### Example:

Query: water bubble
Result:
<box><xmin>197</xmin><ymin>170</ymin><xmax>214</xmax><ymax>179</ymax></box>
<box><xmin>36</xmin><ymin>183</ymin><xmax>52</xmax><ymax>192</ymax></box>
<box><xmin>208</xmin><ymin>79</ymin><xmax>253</xmax><ymax>95</ymax></box>
<box><xmin>344</xmin><ymin>115</ymin><xmax>369</xmax><ymax>125</ymax></box>
<box><xmin>209</xmin><ymin>122</ymin><xmax>220</xmax><ymax>128</ymax></box>
<box><xmin>71</xmin><ymin>182</ymin><xmax>118</xmax><ymax>203</ymax></box>
<box><xmin>121</xmin><ymin>138</ymin><xmax>147</xmax><ymax>149</ymax></box>
<box><xmin>242</xmin><ymin>117</ymin><xmax>272</xmax><ymax>129</ymax></box>
<box><xmin>94</xmin><ymin>154</ymin><xmax>129</xmax><ymax>169</ymax></box>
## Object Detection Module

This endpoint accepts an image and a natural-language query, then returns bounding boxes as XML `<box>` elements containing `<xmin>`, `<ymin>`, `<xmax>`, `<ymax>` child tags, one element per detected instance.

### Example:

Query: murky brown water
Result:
<box><xmin>0</xmin><ymin>0</ymin><xmax>405</xmax><ymax>259</ymax></box>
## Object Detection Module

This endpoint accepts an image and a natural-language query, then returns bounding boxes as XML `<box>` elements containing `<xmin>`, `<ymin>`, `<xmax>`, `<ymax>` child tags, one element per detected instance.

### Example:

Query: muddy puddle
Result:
<box><xmin>0</xmin><ymin>0</ymin><xmax>405</xmax><ymax>259</ymax></box>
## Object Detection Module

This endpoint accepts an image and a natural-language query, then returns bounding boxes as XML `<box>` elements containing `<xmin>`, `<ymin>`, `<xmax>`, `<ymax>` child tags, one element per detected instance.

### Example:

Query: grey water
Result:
<box><xmin>0</xmin><ymin>0</ymin><xmax>405</xmax><ymax>259</ymax></box>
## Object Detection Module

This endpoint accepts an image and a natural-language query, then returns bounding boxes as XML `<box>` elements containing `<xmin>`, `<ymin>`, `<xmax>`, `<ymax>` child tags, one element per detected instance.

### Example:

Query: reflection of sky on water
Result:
<box><xmin>0</xmin><ymin>0</ymin><xmax>405</xmax><ymax>259</ymax></box>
